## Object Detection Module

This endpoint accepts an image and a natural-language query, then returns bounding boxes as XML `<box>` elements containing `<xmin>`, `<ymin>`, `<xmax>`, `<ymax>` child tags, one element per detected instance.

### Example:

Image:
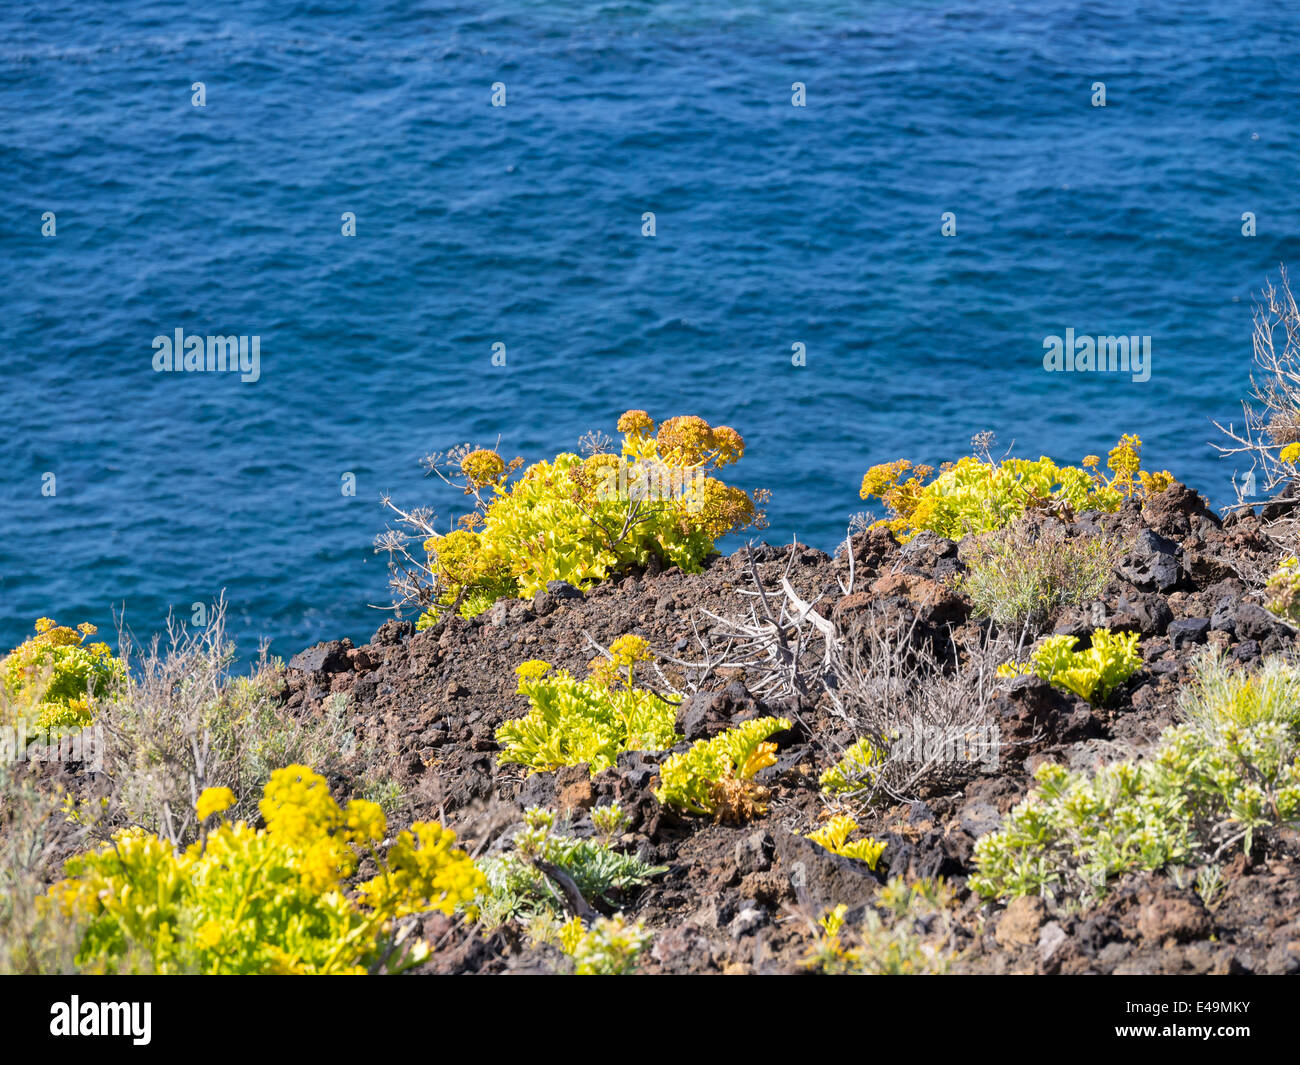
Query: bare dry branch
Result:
<box><xmin>1213</xmin><ymin>266</ymin><xmax>1300</xmax><ymax>511</ymax></box>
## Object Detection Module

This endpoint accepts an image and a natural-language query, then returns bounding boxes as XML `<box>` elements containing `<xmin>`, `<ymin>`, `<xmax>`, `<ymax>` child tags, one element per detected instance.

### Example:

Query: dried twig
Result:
<box><xmin>1214</xmin><ymin>266</ymin><xmax>1300</xmax><ymax>511</ymax></box>
<box><xmin>532</xmin><ymin>859</ymin><xmax>599</xmax><ymax>922</ymax></box>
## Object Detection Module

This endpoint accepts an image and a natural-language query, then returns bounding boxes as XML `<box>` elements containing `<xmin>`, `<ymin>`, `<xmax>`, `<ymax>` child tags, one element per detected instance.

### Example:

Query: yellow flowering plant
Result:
<box><xmin>497</xmin><ymin>637</ymin><xmax>680</xmax><ymax>774</ymax></box>
<box><xmin>404</xmin><ymin>412</ymin><xmax>767</xmax><ymax>624</ymax></box>
<box><xmin>557</xmin><ymin>914</ymin><xmax>652</xmax><ymax>975</ymax></box>
<box><xmin>859</xmin><ymin>434</ymin><xmax>1173</xmax><ymax>542</ymax></box>
<box><xmin>195</xmin><ymin>787</ymin><xmax>235</xmax><ymax>822</ymax></box>
<box><xmin>805</xmin><ymin>878</ymin><xmax>955</xmax><ymax>975</ymax></box>
<box><xmin>46</xmin><ymin>765</ymin><xmax>484</xmax><ymax>974</ymax></box>
<box><xmin>524</xmin><ymin>911</ymin><xmax>652</xmax><ymax>974</ymax></box>
<box><xmin>1</xmin><ymin>619</ymin><xmax>124</xmax><ymax>738</ymax></box>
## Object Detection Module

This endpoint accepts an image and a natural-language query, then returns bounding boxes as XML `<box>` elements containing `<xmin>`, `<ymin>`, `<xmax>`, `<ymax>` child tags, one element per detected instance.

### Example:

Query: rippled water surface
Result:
<box><xmin>3</xmin><ymin>1</ymin><xmax>1299</xmax><ymax>658</ymax></box>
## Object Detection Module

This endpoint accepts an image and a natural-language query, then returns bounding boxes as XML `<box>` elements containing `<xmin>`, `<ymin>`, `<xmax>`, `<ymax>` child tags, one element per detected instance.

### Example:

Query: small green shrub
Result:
<box><xmin>397</xmin><ymin>412</ymin><xmax>768</xmax><ymax>623</ymax></box>
<box><xmin>806</xmin><ymin>815</ymin><xmax>887</xmax><ymax>870</ymax></box>
<box><xmin>47</xmin><ymin>765</ymin><xmax>484</xmax><ymax>974</ymax></box>
<box><xmin>476</xmin><ymin>807</ymin><xmax>664</xmax><ymax>929</ymax></box>
<box><xmin>1161</xmin><ymin>653</ymin><xmax>1300</xmax><ymax>853</ymax></box>
<box><xmin>566</xmin><ymin>915</ymin><xmax>651</xmax><ymax>975</ymax></box>
<box><xmin>1195</xmin><ymin>864</ymin><xmax>1225</xmax><ymax>910</ymax></box>
<box><xmin>969</xmin><ymin>759</ymin><xmax>1192</xmax><ymax>902</ymax></box>
<box><xmin>591</xmin><ymin>801</ymin><xmax>629</xmax><ymax>842</ymax></box>
<box><xmin>1</xmin><ymin>619</ymin><xmax>123</xmax><ymax>738</ymax></box>
<box><xmin>1179</xmin><ymin>651</ymin><xmax>1300</xmax><ymax>732</ymax></box>
<box><xmin>496</xmin><ymin>636</ymin><xmax>679</xmax><ymax>774</ymax></box>
<box><xmin>972</xmin><ymin>652</ymin><xmax>1300</xmax><ymax>902</ymax></box>
<box><xmin>997</xmin><ymin>629</ymin><xmax>1141</xmax><ymax>705</ymax></box>
<box><xmin>655</xmin><ymin>716</ymin><xmax>790</xmax><ymax>822</ymax></box>
<box><xmin>860</xmin><ymin>434</ymin><xmax>1173</xmax><ymax>542</ymax></box>
<box><xmin>954</xmin><ymin>524</ymin><xmax>1122</xmax><ymax>632</ymax></box>
<box><xmin>1158</xmin><ymin>719</ymin><xmax>1300</xmax><ymax>853</ymax></box>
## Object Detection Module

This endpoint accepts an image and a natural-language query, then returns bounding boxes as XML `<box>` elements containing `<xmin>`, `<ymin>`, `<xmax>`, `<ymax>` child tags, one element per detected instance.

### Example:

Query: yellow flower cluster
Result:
<box><xmin>460</xmin><ymin>448</ymin><xmax>508</xmax><ymax>490</ymax></box>
<box><xmin>616</xmin><ymin>409</ymin><xmax>655</xmax><ymax>436</ymax></box>
<box><xmin>360</xmin><ymin>821</ymin><xmax>486</xmax><ymax>918</ymax></box>
<box><xmin>694</xmin><ymin>478</ymin><xmax>758</xmax><ymax>540</ymax></box>
<box><xmin>859</xmin><ymin>436</ymin><xmax>1174</xmax><ymax>542</ymax></box>
<box><xmin>196</xmin><ymin>787</ymin><xmax>236</xmax><ymax>822</ymax></box>
<box><xmin>47</xmin><ymin>765</ymin><xmax>484</xmax><ymax>974</ymax></box>
<box><xmin>417</xmin><ymin>412</ymin><xmax>765</xmax><ymax>624</ymax></box>
<box><xmin>649</xmin><ymin>415</ymin><xmax>745</xmax><ymax>469</ymax></box>
<box><xmin>1108</xmin><ymin>434</ymin><xmax>1174</xmax><ymax>495</ymax></box>
<box><xmin>1</xmin><ymin>618</ymin><xmax>124</xmax><ymax>738</ymax></box>
<box><xmin>587</xmin><ymin>633</ymin><xmax>652</xmax><ymax>689</ymax></box>
<box><xmin>860</xmin><ymin>458</ymin><xmax>915</xmax><ymax>499</ymax></box>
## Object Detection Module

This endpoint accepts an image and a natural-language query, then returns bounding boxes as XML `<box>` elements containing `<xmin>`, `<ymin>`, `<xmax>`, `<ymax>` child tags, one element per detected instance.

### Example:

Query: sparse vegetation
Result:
<box><xmin>78</xmin><ymin>603</ymin><xmax>400</xmax><ymax>848</ymax></box>
<box><xmin>531</xmin><ymin>913</ymin><xmax>653</xmax><ymax>975</ymax></box>
<box><xmin>805</xmin><ymin>878</ymin><xmax>956</xmax><ymax>975</ymax></box>
<box><xmin>954</xmin><ymin>521</ymin><xmax>1122</xmax><ymax>633</ymax></box>
<box><xmin>973</xmin><ymin>652</ymin><xmax>1300</xmax><ymax>903</ymax></box>
<box><xmin>823</xmin><ymin>619</ymin><xmax>1007</xmax><ymax>803</ymax></box>
<box><xmin>0</xmin><ymin>767</ymin><xmax>86</xmax><ymax>974</ymax></box>
<box><xmin>11</xmin><ymin>378</ymin><xmax>1300</xmax><ymax>977</ymax></box>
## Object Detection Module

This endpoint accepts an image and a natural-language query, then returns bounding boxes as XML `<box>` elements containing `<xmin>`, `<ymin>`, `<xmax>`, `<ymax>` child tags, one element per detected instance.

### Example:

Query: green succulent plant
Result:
<box><xmin>998</xmin><ymin>628</ymin><xmax>1141</xmax><ymax>706</ymax></box>
<box><xmin>655</xmin><ymin>716</ymin><xmax>791</xmax><ymax>822</ymax></box>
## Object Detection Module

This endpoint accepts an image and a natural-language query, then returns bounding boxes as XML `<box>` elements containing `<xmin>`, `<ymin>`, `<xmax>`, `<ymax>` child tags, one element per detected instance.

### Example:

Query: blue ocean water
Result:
<box><xmin>3</xmin><ymin>1</ymin><xmax>1299</xmax><ymax>660</ymax></box>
